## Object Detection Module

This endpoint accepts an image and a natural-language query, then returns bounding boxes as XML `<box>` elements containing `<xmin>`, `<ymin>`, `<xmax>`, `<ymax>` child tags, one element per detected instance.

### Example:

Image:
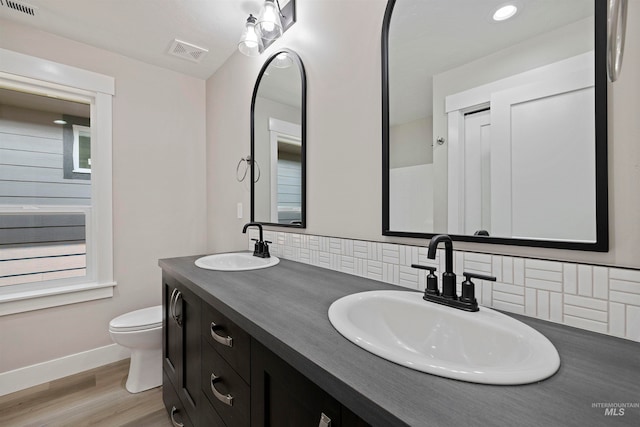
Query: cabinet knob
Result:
<box><xmin>210</xmin><ymin>322</ymin><xmax>234</xmax><ymax>347</ymax></box>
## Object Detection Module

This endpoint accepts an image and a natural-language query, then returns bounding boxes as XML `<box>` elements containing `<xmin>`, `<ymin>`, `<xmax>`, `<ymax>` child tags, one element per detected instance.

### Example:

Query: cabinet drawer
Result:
<box><xmin>202</xmin><ymin>340</ymin><xmax>250</xmax><ymax>427</ymax></box>
<box><xmin>202</xmin><ymin>302</ymin><xmax>251</xmax><ymax>382</ymax></box>
<box><xmin>163</xmin><ymin>372</ymin><xmax>194</xmax><ymax>427</ymax></box>
<box><xmin>200</xmin><ymin>392</ymin><xmax>227</xmax><ymax>427</ymax></box>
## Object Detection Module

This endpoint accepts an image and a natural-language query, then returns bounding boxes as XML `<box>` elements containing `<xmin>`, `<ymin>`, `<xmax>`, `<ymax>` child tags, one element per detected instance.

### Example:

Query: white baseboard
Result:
<box><xmin>0</xmin><ymin>343</ymin><xmax>130</xmax><ymax>397</ymax></box>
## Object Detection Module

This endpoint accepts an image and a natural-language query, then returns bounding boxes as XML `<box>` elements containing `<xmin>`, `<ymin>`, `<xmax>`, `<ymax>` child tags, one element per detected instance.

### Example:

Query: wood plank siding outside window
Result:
<box><xmin>0</xmin><ymin>90</ymin><xmax>90</xmax><ymax>287</ymax></box>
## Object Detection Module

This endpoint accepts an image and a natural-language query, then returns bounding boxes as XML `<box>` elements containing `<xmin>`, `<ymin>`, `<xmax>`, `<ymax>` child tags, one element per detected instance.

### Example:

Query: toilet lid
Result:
<box><xmin>109</xmin><ymin>305</ymin><xmax>162</xmax><ymax>332</ymax></box>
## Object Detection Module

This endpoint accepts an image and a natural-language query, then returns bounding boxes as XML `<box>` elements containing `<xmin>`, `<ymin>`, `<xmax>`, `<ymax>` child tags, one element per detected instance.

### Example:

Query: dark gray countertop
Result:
<box><xmin>159</xmin><ymin>255</ymin><xmax>640</xmax><ymax>427</ymax></box>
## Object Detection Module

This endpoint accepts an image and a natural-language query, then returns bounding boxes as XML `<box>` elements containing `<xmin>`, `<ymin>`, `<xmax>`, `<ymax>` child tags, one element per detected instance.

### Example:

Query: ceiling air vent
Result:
<box><xmin>1</xmin><ymin>0</ymin><xmax>38</xmax><ymax>16</ymax></box>
<box><xmin>168</xmin><ymin>39</ymin><xmax>208</xmax><ymax>63</ymax></box>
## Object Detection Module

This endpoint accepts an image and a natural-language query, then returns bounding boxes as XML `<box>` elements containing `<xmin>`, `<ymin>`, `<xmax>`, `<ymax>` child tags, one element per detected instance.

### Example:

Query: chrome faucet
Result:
<box><xmin>242</xmin><ymin>222</ymin><xmax>271</xmax><ymax>258</ymax></box>
<box><xmin>412</xmin><ymin>234</ymin><xmax>496</xmax><ymax>312</ymax></box>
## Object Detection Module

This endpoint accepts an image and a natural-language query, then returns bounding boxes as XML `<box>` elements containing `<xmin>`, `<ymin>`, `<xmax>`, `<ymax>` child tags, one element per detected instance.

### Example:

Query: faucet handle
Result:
<box><xmin>462</xmin><ymin>272</ymin><xmax>496</xmax><ymax>282</ymax></box>
<box><xmin>460</xmin><ymin>272</ymin><xmax>497</xmax><ymax>309</ymax></box>
<box><xmin>411</xmin><ymin>264</ymin><xmax>436</xmax><ymax>272</ymax></box>
<box><xmin>412</xmin><ymin>264</ymin><xmax>439</xmax><ymax>296</ymax></box>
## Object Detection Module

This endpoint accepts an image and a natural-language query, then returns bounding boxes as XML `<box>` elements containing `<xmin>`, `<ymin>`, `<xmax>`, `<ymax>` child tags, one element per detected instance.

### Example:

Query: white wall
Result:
<box><xmin>0</xmin><ymin>19</ymin><xmax>207</xmax><ymax>373</ymax></box>
<box><xmin>390</xmin><ymin>116</ymin><xmax>433</xmax><ymax>168</ymax></box>
<box><xmin>206</xmin><ymin>0</ymin><xmax>640</xmax><ymax>269</ymax></box>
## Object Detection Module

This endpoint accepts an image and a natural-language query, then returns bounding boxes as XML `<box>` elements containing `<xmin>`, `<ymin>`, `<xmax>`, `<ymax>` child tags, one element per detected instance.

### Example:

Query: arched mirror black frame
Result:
<box><xmin>381</xmin><ymin>0</ymin><xmax>608</xmax><ymax>251</ymax></box>
<box><xmin>251</xmin><ymin>48</ymin><xmax>307</xmax><ymax>228</ymax></box>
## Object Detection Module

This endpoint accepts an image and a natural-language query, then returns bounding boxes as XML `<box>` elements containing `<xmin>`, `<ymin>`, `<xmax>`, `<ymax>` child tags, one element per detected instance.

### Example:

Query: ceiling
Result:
<box><xmin>389</xmin><ymin>0</ymin><xmax>594</xmax><ymax>125</ymax></box>
<box><xmin>0</xmin><ymin>0</ymin><xmax>279</xmax><ymax>79</ymax></box>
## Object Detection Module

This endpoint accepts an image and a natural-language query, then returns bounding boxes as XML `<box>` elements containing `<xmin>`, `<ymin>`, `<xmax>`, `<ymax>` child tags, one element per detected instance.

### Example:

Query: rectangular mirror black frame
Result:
<box><xmin>381</xmin><ymin>0</ymin><xmax>608</xmax><ymax>251</ymax></box>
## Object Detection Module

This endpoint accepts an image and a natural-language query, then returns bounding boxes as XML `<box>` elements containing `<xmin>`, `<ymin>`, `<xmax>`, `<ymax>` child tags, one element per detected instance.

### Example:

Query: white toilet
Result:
<box><xmin>109</xmin><ymin>305</ymin><xmax>163</xmax><ymax>393</ymax></box>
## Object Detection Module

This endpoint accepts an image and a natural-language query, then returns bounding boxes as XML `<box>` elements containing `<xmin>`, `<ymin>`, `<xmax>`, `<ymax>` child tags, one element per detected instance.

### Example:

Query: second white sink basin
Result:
<box><xmin>328</xmin><ymin>290</ymin><xmax>560</xmax><ymax>385</ymax></box>
<box><xmin>195</xmin><ymin>252</ymin><xmax>279</xmax><ymax>271</ymax></box>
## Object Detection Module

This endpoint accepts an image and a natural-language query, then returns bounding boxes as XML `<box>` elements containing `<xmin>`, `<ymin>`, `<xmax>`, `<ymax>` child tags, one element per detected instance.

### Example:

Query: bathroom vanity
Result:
<box><xmin>160</xmin><ymin>255</ymin><xmax>640</xmax><ymax>426</ymax></box>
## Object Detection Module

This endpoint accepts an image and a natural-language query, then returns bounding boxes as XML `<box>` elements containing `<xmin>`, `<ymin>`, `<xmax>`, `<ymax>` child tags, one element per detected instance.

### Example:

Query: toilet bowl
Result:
<box><xmin>109</xmin><ymin>305</ymin><xmax>163</xmax><ymax>393</ymax></box>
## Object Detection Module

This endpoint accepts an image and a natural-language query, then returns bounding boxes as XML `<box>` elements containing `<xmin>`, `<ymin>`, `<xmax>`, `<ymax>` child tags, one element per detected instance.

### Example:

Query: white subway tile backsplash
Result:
<box><xmin>382</xmin><ymin>243</ymin><xmax>400</xmax><ymax>264</ymax></box>
<box><xmin>399</xmin><ymin>265</ymin><xmax>419</xmax><ymax>290</ymax></box>
<box><xmin>353</xmin><ymin>240</ymin><xmax>368</xmax><ymax>259</ymax></box>
<box><xmin>492</xmin><ymin>256</ymin><xmax>503</xmax><ymax>282</ymax></box>
<box><xmin>609</xmin><ymin>302</ymin><xmax>626</xmax><ymax>337</ymax></box>
<box><xmin>578</xmin><ymin>265</ymin><xmax>593</xmax><ymax>296</ymax></box>
<box><xmin>254</xmin><ymin>232</ymin><xmax>640</xmax><ymax>343</ymax></box>
<box><xmin>525</xmin><ymin>288</ymin><xmax>537</xmax><ymax>316</ymax></box>
<box><xmin>564</xmin><ymin>315</ymin><xmax>607</xmax><ymax>334</ymax></box>
<box><xmin>368</xmin><ymin>242</ymin><xmax>383</xmax><ymax>261</ymax></box>
<box><xmin>502</xmin><ymin>257</ymin><xmax>514</xmax><ymax>284</ymax></box>
<box><xmin>593</xmin><ymin>267</ymin><xmax>608</xmax><ymax>300</ymax></box>
<box><xmin>341</xmin><ymin>256</ymin><xmax>355</xmax><ymax>275</ymax></box>
<box><xmin>564</xmin><ymin>294</ymin><xmax>608</xmax><ymax>311</ymax></box>
<box><xmin>494</xmin><ymin>290</ymin><xmax>524</xmax><ymax>305</ymax></box>
<box><xmin>494</xmin><ymin>282</ymin><xmax>525</xmax><ymax>296</ymax></box>
<box><xmin>383</xmin><ymin>263</ymin><xmax>400</xmax><ymax>285</ymax></box>
<box><xmin>527</xmin><ymin>259</ymin><xmax>563</xmax><ymax>272</ymax></box>
<box><xmin>526</xmin><ymin>268</ymin><xmax>562</xmax><ymax>283</ymax></box>
<box><xmin>564</xmin><ymin>305</ymin><xmax>607</xmax><ymax>323</ymax></box>
<box><xmin>610</xmin><ymin>279</ymin><xmax>640</xmax><ymax>295</ymax></box>
<box><xmin>513</xmin><ymin>258</ymin><xmax>525</xmax><ymax>285</ymax></box>
<box><xmin>526</xmin><ymin>278</ymin><xmax>563</xmax><ymax>292</ymax></box>
<box><xmin>563</xmin><ymin>264</ymin><xmax>577</xmax><ymax>294</ymax></box>
<box><xmin>550</xmin><ymin>293</ymin><xmax>563</xmax><ymax>323</ymax></box>
<box><xmin>610</xmin><ymin>291</ymin><xmax>640</xmax><ymax>306</ymax></box>
<box><xmin>366</xmin><ymin>260</ymin><xmax>383</xmax><ymax>281</ymax></box>
<box><xmin>329</xmin><ymin>238</ymin><xmax>342</xmax><ymax>254</ymax></box>
<box><xmin>537</xmin><ymin>290</ymin><xmax>550</xmax><ymax>320</ymax></box>
<box><xmin>626</xmin><ymin>305</ymin><xmax>640</xmax><ymax>341</ymax></box>
<box><xmin>610</xmin><ymin>268</ymin><xmax>640</xmax><ymax>283</ymax></box>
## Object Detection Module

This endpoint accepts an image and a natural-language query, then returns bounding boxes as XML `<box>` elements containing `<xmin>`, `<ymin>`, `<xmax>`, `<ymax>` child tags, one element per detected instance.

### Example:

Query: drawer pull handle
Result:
<box><xmin>170</xmin><ymin>406</ymin><xmax>184</xmax><ymax>427</ymax></box>
<box><xmin>169</xmin><ymin>288</ymin><xmax>178</xmax><ymax>321</ymax></box>
<box><xmin>210</xmin><ymin>373</ymin><xmax>234</xmax><ymax>406</ymax></box>
<box><xmin>173</xmin><ymin>291</ymin><xmax>183</xmax><ymax>327</ymax></box>
<box><xmin>210</xmin><ymin>322</ymin><xmax>233</xmax><ymax>347</ymax></box>
<box><xmin>319</xmin><ymin>412</ymin><xmax>332</xmax><ymax>427</ymax></box>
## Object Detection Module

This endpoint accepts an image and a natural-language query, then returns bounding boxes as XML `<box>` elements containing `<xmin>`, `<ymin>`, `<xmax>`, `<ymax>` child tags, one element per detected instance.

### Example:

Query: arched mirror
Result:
<box><xmin>382</xmin><ymin>0</ymin><xmax>608</xmax><ymax>251</ymax></box>
<box><xmin>251</xmin><ymin>49</ymin><xmax>306</xmax><ymax>227</ymax></box>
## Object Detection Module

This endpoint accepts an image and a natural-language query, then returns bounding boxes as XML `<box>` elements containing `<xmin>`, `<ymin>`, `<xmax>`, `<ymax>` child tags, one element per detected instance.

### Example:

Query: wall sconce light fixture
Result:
<box><xmin>238</xmin><ymin>0</ymin><xmax>296</xmax><ymax>57</ymax></box>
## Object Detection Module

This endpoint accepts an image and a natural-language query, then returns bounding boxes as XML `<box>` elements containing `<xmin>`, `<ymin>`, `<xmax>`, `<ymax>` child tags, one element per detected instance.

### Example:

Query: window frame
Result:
<box><xmin>72</xmin><ymin>124</ymin><xmax>92</xmax><ymax>174</ymax></box>
<box><xmin>0</xmin><ymin>48</ymin><xmax>115</xmax><ymax>316</ymax></box>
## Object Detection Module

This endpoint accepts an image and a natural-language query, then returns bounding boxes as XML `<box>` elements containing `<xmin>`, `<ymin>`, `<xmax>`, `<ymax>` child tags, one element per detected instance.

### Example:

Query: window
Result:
<box><xmin>73</xmin><ymin>125</ymin><xmax>91</xmax><ymax>173</ymax></box>
<box><xmin>0</xmin><ymin>48</ymin><xmax>115</xmax><ymax>316</ymax></box>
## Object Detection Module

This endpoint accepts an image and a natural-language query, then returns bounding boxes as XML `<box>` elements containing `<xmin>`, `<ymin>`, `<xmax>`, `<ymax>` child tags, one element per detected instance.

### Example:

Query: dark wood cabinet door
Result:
<box><xmin>162</xmin><ymin>273</ymin><xmax>201</xmax><ymax>424</ymax></box>
<box><xmin>163</xmin><ymin>274</ymin><xmax>181</xmax><ymax>388</ymax></box>
<box><xmin>251</xmin><ymin>339</ymin><xmax>342</xmax><ymax>427</ymax></box>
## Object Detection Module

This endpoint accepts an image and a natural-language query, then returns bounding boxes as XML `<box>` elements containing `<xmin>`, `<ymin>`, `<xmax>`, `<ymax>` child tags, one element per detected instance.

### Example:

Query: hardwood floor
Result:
<box><xmin>0</xmin><ymin>359</ymin><xmax>173</xmax><ymax>427</ymax></box>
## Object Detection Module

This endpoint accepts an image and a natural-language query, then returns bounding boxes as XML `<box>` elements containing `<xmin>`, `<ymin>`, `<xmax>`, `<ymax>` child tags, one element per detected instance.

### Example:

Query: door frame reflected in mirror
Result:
<box><xmin>381</xmin><ymin>0</ymin><xmax>609</xmax><ymax>251</ymax></box>
<box><xmin>251</xmin><ymin>48</ymin><xmax>307</xmax><ymax>228</ymax></box>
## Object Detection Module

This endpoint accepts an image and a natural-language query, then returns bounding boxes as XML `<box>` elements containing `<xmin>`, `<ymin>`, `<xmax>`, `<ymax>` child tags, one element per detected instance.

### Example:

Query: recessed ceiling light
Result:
<box><xmin>53</xmin><ymin>119</ymin><xmax>67</xmax><ymax>125</ymax></box>
<box><xmin>493</xmin><ymin>4</ymin><xmax>518</xmax><ymax>21</ymax></box>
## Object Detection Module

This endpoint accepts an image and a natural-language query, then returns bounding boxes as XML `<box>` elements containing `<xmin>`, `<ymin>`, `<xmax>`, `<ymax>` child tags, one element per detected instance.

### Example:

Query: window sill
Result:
<box><xmin>0</xmin><ymin>281</ymin><xmax>116</xmax><ymax>316</ymax></box>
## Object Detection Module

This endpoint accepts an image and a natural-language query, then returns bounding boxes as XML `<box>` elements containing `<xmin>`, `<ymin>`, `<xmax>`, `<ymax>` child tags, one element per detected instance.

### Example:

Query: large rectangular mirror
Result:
<box><xmin>382</xmin><ymin>0</ymin><xmax>608</xmax><ymax>251</ymax></box>
<box><xmin>251</xmin><ymin>49</ymin><xmax>306</xmax><ymax>227</ymax></box>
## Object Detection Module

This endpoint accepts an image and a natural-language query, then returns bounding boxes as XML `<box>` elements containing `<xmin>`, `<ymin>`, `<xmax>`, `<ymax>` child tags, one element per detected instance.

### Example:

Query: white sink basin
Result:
<box><xmin>195</xmin><ymin>252</ymin><xmax>279</xmax><ymax>271</ymax></box>
<box><xmin>328</xmin><ymin>290</ymin><xmax>560</xmax><ymax>385</ymax></box>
